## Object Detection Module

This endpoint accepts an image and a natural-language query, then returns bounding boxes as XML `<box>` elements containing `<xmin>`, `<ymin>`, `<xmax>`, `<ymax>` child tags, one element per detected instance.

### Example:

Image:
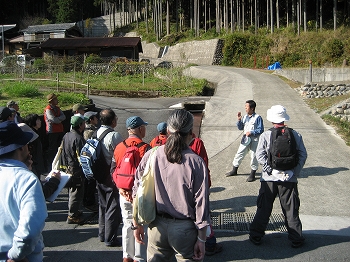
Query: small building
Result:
<box><xmin>21</xmin><ymin>23</ymin><xmax>83</xmax><ymax>50</ymax></box>
<box><xmin>1</xmin><ymin>24</ymin><xmax>18</xmax><ymax>56</ymax></box>
<box><xmin>7</xmin><ymin>35</ymin><xmax>26</xmax><ymax>55</ymax></box>
<box><xmin>38</xmin><ymin>37</ymin><xmax>143</xmax><ymax>60</ymax></box>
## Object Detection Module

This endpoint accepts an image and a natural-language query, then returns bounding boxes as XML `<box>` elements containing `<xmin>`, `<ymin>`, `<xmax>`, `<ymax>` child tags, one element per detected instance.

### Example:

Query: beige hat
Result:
<box><xmin>266</xmin><ymin>105</ymin><xmax>290</xmax><ymax>123</ymax></box>
<box><xmin>72</xmin><ymin>103</ymin><xmax>87</xmax><ymax>112</ymax></box>
<box><xmin>47</xmin><ymin>93</ymin><xmax>58</xmax><ymax>102</ymax></box>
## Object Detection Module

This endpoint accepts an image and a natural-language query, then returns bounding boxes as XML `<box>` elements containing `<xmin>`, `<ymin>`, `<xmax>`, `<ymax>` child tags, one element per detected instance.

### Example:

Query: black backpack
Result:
<box><xmin>268</xmin><ymin>127</ymin><xmax>298</xmax><ymax>170</ymax></box>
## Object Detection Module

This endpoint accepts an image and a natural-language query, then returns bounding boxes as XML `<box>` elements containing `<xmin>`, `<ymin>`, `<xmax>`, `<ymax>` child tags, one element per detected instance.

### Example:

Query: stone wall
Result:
<box><xmin>295</xmin><ymin>83</ymin><xmax>350</xmax><ymax>122</ymax></box>
<box><xmin>325</xmin><ymin>99</ymin><xmax>350</xmax><ymax>122</ymax></box>
<box><xmin>296</xmin><ymin>83</ymin><xmax>350</xmax><ymax>98</ymax></box>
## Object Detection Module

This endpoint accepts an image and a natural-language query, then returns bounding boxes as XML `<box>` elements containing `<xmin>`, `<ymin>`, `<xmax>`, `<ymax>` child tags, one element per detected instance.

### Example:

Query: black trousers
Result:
<box><xmin>249</xmin><ymin>181</ymin><xmax>305</xmax><ymax>243</ymax></box>
<box><xmin>96</xmin><ymin>176</ymin><xmax>122</xmax><ymax>245</ymax></box>
<box><xmin>83</xmin><ymin>178</ymin><xmax>97</xmax><ymax>206</ymax></box>
<box><xmin>46</xmin><ymin>132</ymin><xmax>64</xmax><ymax>171</ymax></box>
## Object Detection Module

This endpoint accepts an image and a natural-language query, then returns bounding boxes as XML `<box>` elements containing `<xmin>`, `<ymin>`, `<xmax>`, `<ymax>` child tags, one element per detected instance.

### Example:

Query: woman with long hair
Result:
<box><xmin>132</xmin><ymin>109</ymin><xmax>210</xmax><ymax>261</ymax></box>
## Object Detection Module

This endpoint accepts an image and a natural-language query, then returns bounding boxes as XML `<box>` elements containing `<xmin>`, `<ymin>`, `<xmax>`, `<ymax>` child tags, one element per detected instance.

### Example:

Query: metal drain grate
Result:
<box><xmin>210</xmin><ymin>212</ymin><xmax>287</xmax><ymax>232</ymax></box>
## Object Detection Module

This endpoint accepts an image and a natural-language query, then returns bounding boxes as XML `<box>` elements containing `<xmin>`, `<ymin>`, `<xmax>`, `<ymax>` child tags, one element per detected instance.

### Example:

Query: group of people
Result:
<box><xmin>0</xmin><ymin>93</ymin><xmax>307</xmax><ymax>262</ymax></box>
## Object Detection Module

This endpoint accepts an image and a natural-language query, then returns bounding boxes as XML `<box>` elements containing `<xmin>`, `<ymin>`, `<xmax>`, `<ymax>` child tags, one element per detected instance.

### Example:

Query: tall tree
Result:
<box><xmin>334</xmin><ymin>0</ymin><xmax>337</xmax><ymax>31</ymax></box>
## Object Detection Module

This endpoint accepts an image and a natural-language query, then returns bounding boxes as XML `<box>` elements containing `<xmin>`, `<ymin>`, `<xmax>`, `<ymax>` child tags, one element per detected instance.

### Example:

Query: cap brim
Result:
<box><xmin>0</xmin><ymin>132</ymin><xmax>33</xmax><ymax>155</ymax></box>
<box><xmin>17</xmin><ymin>123</ymin><xmax>39</xmax><ymax>142</ymax></box>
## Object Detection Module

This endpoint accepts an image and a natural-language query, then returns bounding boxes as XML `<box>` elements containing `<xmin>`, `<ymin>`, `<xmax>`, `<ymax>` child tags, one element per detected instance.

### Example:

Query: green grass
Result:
<box><xmin>0</xmin><ymin>83</ymin><xmax>90</xmax><ymax>117</ymax></box>
<box><xmin>0</xmin><ymin>66</ymin><xmax>210</xmax><ymax>95</ymax></box>
<box><xmin>0</xmin><ymin>66</ymin><xmax>211</xmax><ymax>116</ymax></box>
<box><xmin>322</xmin><ymin>114</ymin><xmax>350</xmax><ymax>146</ymax></box>
<box><xmin>2</xmin><ymin>82</ymin><xmax>40</xmax><ymax>97</ymax></box>
<box><xmin>303</xmin><ymin>93</ymin><xmax>350</xmax><ymax>113</ymax></box>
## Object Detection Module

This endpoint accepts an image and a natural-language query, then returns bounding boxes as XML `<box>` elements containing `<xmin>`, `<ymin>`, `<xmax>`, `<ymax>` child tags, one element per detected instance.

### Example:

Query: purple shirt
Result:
<box><xmin>133</xmin><ymin>145</ymin><xmax>210</xmax><ymax>230</ymax></box>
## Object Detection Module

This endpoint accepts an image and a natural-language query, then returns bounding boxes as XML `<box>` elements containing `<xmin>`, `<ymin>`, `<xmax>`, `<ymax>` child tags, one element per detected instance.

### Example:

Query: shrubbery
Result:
<box><xmin>222</xmin><ymin>28</ymin><xmax>350</xmax><ymax>68</ymax></box>
<box><xmin>2</xmin><ymin>82</ymin><xmax>40</xmax><ymax>97</ymax></box>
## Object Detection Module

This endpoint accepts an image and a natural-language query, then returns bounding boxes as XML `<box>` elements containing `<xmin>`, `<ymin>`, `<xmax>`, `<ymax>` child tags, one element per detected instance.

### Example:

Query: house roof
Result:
<box><xmin>38</xmin><ymin>37</ymin><xmax>143</xmax><ymax>52</ymax></box>
<box><xmin>9</xmin><ymin>35</ymin><xmax>24</xmax><ymax>43</ymax></box>
<box><xmin>0</xmin><ymin>24</ymin><xmax>16</xmax><ymax>31</ymax></box>
<box><xmin>21</xmin><ymin>23</ymin><xmax>78</xmax><ymax>34</ymax></box>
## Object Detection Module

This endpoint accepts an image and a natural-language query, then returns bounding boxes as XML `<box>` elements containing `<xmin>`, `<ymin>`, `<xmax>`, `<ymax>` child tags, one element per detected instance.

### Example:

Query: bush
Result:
<box><xmin>322</xmin><ymin>38</ymin><xmax>344</xmax><ymax>61</ymax></box>
<box><xmin>85</xmin><ymin>54</ymin><xmax>104</xmax><ymax>64</ymax></box>
<box><xmin>57</xmin><ymin>92</ymin><xmax>89</xmax><ymax>106</ymax></box>
<box><xmin>33</xmin><ymin>58</ymin><xmax>47</xmax><ymax>70</ymax></box>
<box><xmin>2</xmin><ymin>82</ymin><xmax>40</xmax><ymax>97</ymax></box>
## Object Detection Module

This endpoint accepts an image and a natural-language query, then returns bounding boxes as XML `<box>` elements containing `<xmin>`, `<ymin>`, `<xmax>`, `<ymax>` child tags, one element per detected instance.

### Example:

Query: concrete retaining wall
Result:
<box><xmin>140</xmin><ymin>38</ymin><xmax>223</xmax><ymax>66</ymax></box>
<box><xmin>274</xmin><ymin>67</ymin><xmax>350</xmax><ymax>84</ymax></box>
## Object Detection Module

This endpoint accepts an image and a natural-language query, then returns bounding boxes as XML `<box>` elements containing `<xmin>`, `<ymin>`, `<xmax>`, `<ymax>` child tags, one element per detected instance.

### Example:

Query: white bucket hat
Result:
<box><xmin>266</xmin><ymin>105</ymin><xmax>290</xmax><ymax>123</ymax></box>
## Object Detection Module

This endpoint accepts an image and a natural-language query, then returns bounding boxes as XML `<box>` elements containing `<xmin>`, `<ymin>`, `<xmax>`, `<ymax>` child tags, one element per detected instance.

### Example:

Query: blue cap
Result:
<box><xmin>126</xmin><ymin>116</ymin><xmax>148</xmax><ymax>129</ymax></box>
<box><xmin>0</xmin><ymin>121</ymin><xmax>33</xmax><ymax>156</ymax></box>
<box><xmin>157</xmin><ymin>122</ymin><xmax>167</xmax><ymax>133</ymax></box>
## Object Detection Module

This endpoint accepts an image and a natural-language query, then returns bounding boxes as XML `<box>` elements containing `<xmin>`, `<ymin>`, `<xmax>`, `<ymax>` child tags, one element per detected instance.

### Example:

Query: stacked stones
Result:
<box><xmin>326</xmin><ymin>100</ymin><xmax>350</xmax><ymax>122</ymax></box>
<box><xmin>297</xmin><ymin>83</ymin><xmax>350</xmax><ymax>98</ymax></box>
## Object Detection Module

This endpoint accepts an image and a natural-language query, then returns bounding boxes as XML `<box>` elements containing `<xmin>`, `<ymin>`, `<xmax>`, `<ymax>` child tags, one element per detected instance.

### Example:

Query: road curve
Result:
<box><xmin>186</xmin><ymin>65</ymin><xmax>350</xmax><ymax>235</ymax></box>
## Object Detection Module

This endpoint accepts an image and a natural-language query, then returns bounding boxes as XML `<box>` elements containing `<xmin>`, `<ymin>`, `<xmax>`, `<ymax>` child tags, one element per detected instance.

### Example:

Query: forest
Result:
<box><xmin>1</xmin><ymin>0</ymin><xmax>350</xmax><ymax>39</ymax></box>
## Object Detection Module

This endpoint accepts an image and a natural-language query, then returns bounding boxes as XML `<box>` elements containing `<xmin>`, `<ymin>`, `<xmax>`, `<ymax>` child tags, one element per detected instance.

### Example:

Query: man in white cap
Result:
<box><xmin>249</xmin><ymin>105</ymin><xmax>307</xmax><ymax>248</ymax></box>
<box><xmin>0</xmin><ymin>121</ymin><xmax>47</xmax><ymax>261</ymax></box>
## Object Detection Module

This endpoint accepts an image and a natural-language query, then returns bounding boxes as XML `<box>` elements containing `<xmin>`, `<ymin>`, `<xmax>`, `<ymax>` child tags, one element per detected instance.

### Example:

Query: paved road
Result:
<box><xmin>42</xmin><ymin>66</ymin><xmax>350</xmax><ymax>261</ymax></box>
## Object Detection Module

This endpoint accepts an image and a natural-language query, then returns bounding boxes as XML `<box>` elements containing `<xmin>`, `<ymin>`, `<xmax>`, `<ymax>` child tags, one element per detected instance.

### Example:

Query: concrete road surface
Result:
<box><xmin>42</xmin><ymin>66</ymin><xmax>350</xmax><ymax>262</ymax></box>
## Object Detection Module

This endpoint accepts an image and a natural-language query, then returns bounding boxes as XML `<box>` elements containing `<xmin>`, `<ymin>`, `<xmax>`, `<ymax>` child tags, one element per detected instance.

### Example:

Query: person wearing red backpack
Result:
<box><xmin>112</xmin><ymin>116</ymin><xmax>150</xmax><ymax>262</ymax></box>
<box><xmin>149</xmin><ymin>122</ymin><xmax>167</xmax><ymax>147</ymax></box>
<box><xmin>189</xmin><ymin>134</ymin><xmax>223</xmax><ymax>256</ymax></box>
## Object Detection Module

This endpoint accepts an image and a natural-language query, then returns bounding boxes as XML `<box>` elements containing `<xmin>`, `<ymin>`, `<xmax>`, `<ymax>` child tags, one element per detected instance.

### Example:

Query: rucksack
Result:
<box><xmin>80</xmin><ymin>129</ymin><xmax>112</xmax><ymax>183</ymax></box>
<box><xmin>112</xmin><ymin>141</ymin><xmax>146</xmax><ymax>190</ymax></box>
<box><xmin>154</xmin><ymin>135</ymin><xmax>166</xmax><ymax>146</ymax></box>
<box><xmin>268</xmin><ymin>127</ymin><xmax>298</xmax><ymax>171</ymax></box>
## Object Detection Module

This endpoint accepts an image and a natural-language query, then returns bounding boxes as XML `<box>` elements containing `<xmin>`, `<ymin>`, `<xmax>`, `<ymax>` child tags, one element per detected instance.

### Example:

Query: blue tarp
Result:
<box><xmin>267</xmin><ymin>62</ymin><xmax>282</xmax><ymax>70</ymax></box>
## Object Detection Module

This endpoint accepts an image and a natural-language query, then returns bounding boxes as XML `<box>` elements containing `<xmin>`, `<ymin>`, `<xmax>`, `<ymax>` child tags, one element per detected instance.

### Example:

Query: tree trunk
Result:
<box><xmin>255</xmin><ymin>0</ymin><xmax>257</xmax><ymax>34</ymax></box>
<box><xmin>334</xmin><ymin>0</ymin><xmax>337</xmax><ymax>31</ymax></box>
<box><xmin>166</xmin><ymin>0</ymin><xmax>170</xmax><ymax>35</ymax></box>
<box><xmin>320</xmin><ymin>0</ymin><xmax>323</xmax><ymax>31</ymax></box>
<box><xmin>297</xmin><ymin>0</ymin><xmax>300</xmax><ymax>35</ymax></box>
<box><xmin>224</xmin><ymin>0</ymin><xmax>229</xmax><ymax>32</ymax></box>
<box><xmin>145</xmin><ymin>0</ymin><xmax>148</xmax><ymax>33</ymax></box>
<box><xmin>242</xmin><ymin>0</ymin><xmax>245</xmax><ymax>32</ymax></box>
<box><xmin>267</xmin><ymin>0</ymin><xmax>269</xmax><ymax>30</ymax></box>
<box><xmin>216</xmin><ymin>0</ymin><xmax>220</xmax><ymax>33</ymax></box>
<box><xmin>276</xmin><ymin>0</ymin><xmax>279</xmax><ymax>29</ymax></box>
<box><xmin>231</xmin><ymin>0</ymin><xmax>234</xmax><ymax>32</ymax></box>
<box><xmin>303</xmin><ymin>0</ymin><xmax>307</xmax><ymax>32</ymax></box>
<box><xmin>270</xmin><ymin>0</ymin><xmax>273</xmax><ymax>33</ymax></box>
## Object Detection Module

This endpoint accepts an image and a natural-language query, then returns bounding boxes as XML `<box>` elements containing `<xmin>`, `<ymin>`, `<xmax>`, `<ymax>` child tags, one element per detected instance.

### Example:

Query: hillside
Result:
<box><xmin>125</xmin><ymin>22</ymin><xmax>350</xmax><ymax>69</ymax></box>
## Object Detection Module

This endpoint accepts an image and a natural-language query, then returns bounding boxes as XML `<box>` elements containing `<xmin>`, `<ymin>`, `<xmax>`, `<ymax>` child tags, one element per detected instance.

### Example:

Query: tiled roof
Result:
<box><xmin>39</xmin><ymin>37</ymin><xmax>143</xmax><ymax>52</ymax></box>
<box><xmin>22</xmin><ymin>23</ymin><xmax>77</xmax><ymax>33</ymax></box>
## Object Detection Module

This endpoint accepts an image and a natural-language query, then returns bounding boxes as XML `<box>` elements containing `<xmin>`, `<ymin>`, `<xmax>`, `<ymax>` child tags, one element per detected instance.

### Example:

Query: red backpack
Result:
<box><xmin>113</xmin><ymin>141</ymin><xmax>146</xmax><ymax>190</ymax></box>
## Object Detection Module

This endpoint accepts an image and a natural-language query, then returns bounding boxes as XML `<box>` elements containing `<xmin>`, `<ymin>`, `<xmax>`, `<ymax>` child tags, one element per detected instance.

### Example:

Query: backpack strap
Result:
<box><xmin>123</xmin><ymin>140</ymin><xmax>146</xmax><ymax>148</ymax></box>
<box><xmin>93</xmin><ymin>128</ymin><xmax>113</xmax><ymax>141</ymax></box>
